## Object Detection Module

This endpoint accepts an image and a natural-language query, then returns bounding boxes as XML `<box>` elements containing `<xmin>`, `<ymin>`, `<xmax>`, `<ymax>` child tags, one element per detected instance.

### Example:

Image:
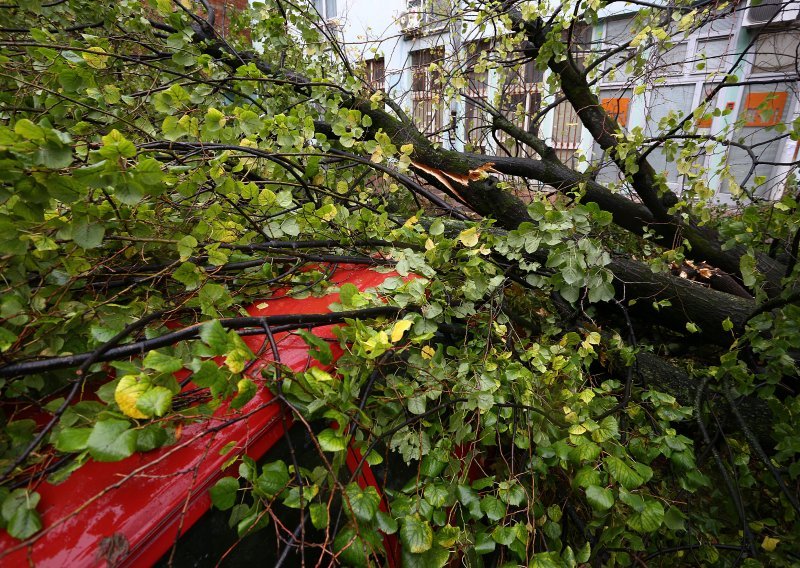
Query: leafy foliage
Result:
<box><xmin>0</xmin><ymin>0</ymin><xmax>798</xmax><ymax>566</ymax></box>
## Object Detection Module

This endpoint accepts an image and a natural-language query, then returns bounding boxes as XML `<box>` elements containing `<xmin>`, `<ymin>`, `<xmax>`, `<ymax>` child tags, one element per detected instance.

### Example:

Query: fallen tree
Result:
<box><xmin>0</xmin><ymin>0</ymin><xmax>798</xmax><ymax>565</ymax></box>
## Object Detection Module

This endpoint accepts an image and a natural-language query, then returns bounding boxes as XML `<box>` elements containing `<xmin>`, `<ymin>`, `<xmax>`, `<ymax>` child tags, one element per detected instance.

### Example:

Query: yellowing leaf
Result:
<box><xmin>404</xmin><ymin>215</ymin><xmax>418</xmax><ymax>228</ymax></box>
<box><xmin>421</xmin><ymin>345</ymin><xmax>435</xmax><ymax>359</ymax></box>
<box><xmin>458</xmin><ymin>227</ymin><xmax>479</xmax><ymax>248</ymax></box>
<box><xmin>319</xmin><ymin>204</ymin><xmax>338</xmax><ymax>221</ymax></box>
<box><xmin>309</xmin><ymin>367</ymin><xmax>333</xmax><ymax>382</ymax></box>
<box><xmin>115</xmin><ymin>375</ymin><xmax>150</xmax><ymax>419</ymax></box>
<box><xmin>82</xmin><ymin>47</ymin><xmax>109</xmax><ymax>69</ymax></box>
<box><xmin>391</xmin><ymin>320</ymin><xmax>413</xmax><ymax>343</ymax></box>
<box><xmin>762</xmin><ymin>536</ymin><xmax>780</xmax><ymax>552</ymax></box>
<box><xmin>400</xmin><ymin>143</ymin><xmax>414</xmax><ymax>154</ymax></box>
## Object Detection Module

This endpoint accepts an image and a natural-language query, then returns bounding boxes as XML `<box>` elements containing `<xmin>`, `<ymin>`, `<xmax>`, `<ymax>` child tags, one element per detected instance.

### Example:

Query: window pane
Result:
<box><xmin>696</xmin><ymin>83</ymin><xmax>720</xmax><ymax>129</ymax></box>
<box><xmin>653</xmin><ymin>42</ymin><xmax>687</xmax><ymax>76</ymax></box>
<box><xmin>644</xmin><ymin>84</ymin><xmax>696</xmax><ymax>183</ymax></box>
<box><xmin>325</xmin><ymin>0</ymin><xmax>336</xmax><ymax>18</ymax></box>
<box><xmin>593</xmin><ymin>88</ymin><xmax>633</xmax><ymax>185</ymax></box>
<box><xmin>724</xmin><ymin>83</ymin><xmax>793</xmax><ymax>197</ymax></box>
<box><xmin>410</xmin><ymin>48</ymin><xmax>444</xmax><ymax>137</ymax></box>
<box><xmin>605</xmin><ymin>17</ymin><xmax>634</xmax><ymax>47</ymax></box>
<box><xmin>694</xmin><ymin>38</ymin><xmax>730</xmax><ymax>74</ymax></box>
<box><xmin>696</xmin><ymin>13</ymin><xmax>737</xmax><ymax>36</ymax></box>
<box><xmin>752</xmin><ymin>31</ymin><xmax>800</xmax><ymax>74</ymax></box>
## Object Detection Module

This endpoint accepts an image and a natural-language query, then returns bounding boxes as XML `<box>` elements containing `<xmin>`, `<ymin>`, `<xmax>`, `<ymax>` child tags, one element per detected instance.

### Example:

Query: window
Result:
<box><xmin>605</xmin><ymin>16</ymin><xmax>634</xmax><ymax>48</ymax></box>
<box><xmin>410</xmin><ymin>48</ymin><xmax>444</xmax><ymax>137</ymax></box>
<box><xmin>313</xmin><ymin>0</ymin><xmax>336</xmax><ymax>20</ymax></box>
<box><xmin>644</xmin><ymin>84</ymin><xmax>696</xmax><ymax>184</ymax></box>
<box><xmin>602</xmin><ymin>17</ymin><xmax>637</xmax><ymax>83</ymax></box>
<box><xmin>600</xmin><ymin>97</ymin><xmax>630</xmax><ymax>126</ymax></box>
<box><xmin>724</xmin><ymin>83</ymin><xmax>793</xmax><ymax>197</ymax></box>
<box><xmin>365</xmin><ymin>58</ymin><xmax>385</xmax><ymax>92</ymax></box>
<box><xmin>406</xmin><ymin>0</ymin><xmax>451</xmax><ymax>29</ymax></box>
<box><xmin>463</xmin><ymin>42</ymin><xmax>491</xmax><ymax>153</ymax></box>
<box><xmin>752</xmin><ymin>31</ymin><xmax>800</xmax><ymax>75</ymax></box>
<box><xmin>496</xmin><ymin>60</ymin><xmax>543</xmax><ymax>156</ymax></box>
<box><xmin>693</xmin><ymin>38</ymin><xmax>731</xmax><ymax>75</ymax></box>
<box><xmin>592</xmin><ymin>88</ymin><xmax>633</xmax><ymax>185</ymax></box>
<box><xmin>551</xmin><ymin>99</ymin><xmax>582</xmax><ymax>167</ymax></box>
<box><xmin>653</xmin><ymin>42</ymin><xmax>687</xmax><ymax>76</ymax></box>
<box><xmin>695</xmin><ymin>83</ymin><xmax>721</xmax><ymax>129</ymax></box>
<box><xmin>743</xmin><ymin>91</ymin><xmax>788</xmax><ymax>127</ymax></box>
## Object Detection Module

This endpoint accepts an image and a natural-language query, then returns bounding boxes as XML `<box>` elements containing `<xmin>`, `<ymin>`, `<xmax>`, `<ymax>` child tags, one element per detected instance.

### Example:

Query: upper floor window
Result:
<box><xmin>313</xmin><ymin>0</ymin><xmax>337</xmax><ymax>20</ymax></box>
<box><xmin>602</xmin><ymin>16</ymin><xmax>637</xmax><ymax>83</ymax></box>
<box><xmin>365</xmin><ymin>58</ymin><xmax>385</xmax><ymax>92</ymax></box>
<box><xmin>751</xmin><ymin>31</ymin><xmax>800</xmax><ymax>75</ymax></box>
<box><xmin>693</xmin><ymin>37</ymin><xmax>731</xmax><ymax>75</ymax></box>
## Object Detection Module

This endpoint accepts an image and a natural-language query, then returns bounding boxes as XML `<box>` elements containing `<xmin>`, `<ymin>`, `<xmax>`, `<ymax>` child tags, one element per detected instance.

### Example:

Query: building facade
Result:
<box><xmin>325</xmin><ymin>0</ymin><xmax>799</xmax><ymax>202</ymax></box>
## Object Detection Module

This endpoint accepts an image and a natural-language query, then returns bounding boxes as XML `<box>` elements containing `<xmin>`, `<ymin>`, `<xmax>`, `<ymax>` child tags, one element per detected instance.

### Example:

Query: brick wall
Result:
<box><xmin>205</xmin><ymin>0</ymin><xmax>248</xmax><ymax>36</ymax></box>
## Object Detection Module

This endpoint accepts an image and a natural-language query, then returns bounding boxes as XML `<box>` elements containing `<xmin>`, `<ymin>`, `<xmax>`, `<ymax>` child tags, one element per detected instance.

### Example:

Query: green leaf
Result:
<box><xmin>199</xmin><ymin>320</ymin><xmax>229</xmax><ymax>355</ymax></box>
<box><xmin>663</xmin><ymin>506</ymin><xmax>686</xmax><ymax>531</ymax></box>
<box><xmin>172</xmin><ymin>262</ymin><xmax>202</xmax><ymax>290</ymax></box>
<box><xmin>177</xmin><ymin>235</ymin><xmax>198</xmax><ymax>261</ymax></box>
<box><xmin>135</xmin><ymin>386</ymin><xmax>173</xmax><ymax>417</ymax></box>
<box><xmin>339</xmin><ymin>283</ymin><xmax>360</xmax><ymax>308</ymax></box>
<box><xmin>402</xmin><ymin>545</ymin><xmax>450</xmax><ymax>568</ymax></box>
<box><xmin>296</xmin><ymin>330</ymin><xmax>333</xmax><ymax>365</ymax></box>
<box><xmin>191</xmin><ymin>360</ymin><xmax>225</xmax><ymax>388</ymax></box>
<box><xmin>55</xmin><ymin>427</ymin><xmax>91</xmax><ymax>453</ymax></box>
<box><xmin>310</xmin><ymin>503</ymin><xmax>329</xmax><ymax>530</ymax></box>
<box><xmin>491</xmin><ymin>525</ymin><xmax>515</xmax><ymax>546</ymax></box>
<box><xmin>424</xmin><ymin>484</ymin><xmax>449</xmax><ymax>507</ymax></box>
<box><xmin>740</xmin><ymin>253</ymin><xmax>758</xmax><ymax>288</ymax></box>
<box><xmin>627</xmin><ymin>498</ymin><xmax>664</xmax><ymax>533</ymax></box>
<box><xmin>344</xmin><ymin>483</ymin><xmax>381</xmax><ymax>523</ymax></box>
<box><xmin>7</xmin><ymin>506</ymin><xmax>42</xmax><ymax>540</ymax></box>
<box><xmin>86</xmin><ymin>419</ymin><xmax>137</xmax><ymax>462</ymax></box>
<box><xmin>400</xmin><ymin>516</ymin><xmax>433</xmax><ymax>553</ymax></box>
<box><xmin>14</xmin><ymin>119</ymin><xmax>45</xmax><ymax>140</ymax></box>
<box><xmin>333</xmin><ymin>525</ymin><xmax>383</xmax><ymax>567</ymax></box>
<box><xmin>230</xmin><ymin>378</ymin><xmax>257</xmax><ymax>410</ymax></box>
<box><xmin>376</xmin><ymin>510</ymin><xmax>398</xmax><ymax>534</ymax></box>
<box><xmin>255</xmin><ymin>461</ymin><xmax>290</xmax><ymax>497</ymax></box>
<box><xmin>135</xmin><ymin>425</ymin><xmax>169</xmax><ymax>452</ymax></box>
<box><xmin>36</xmin><ymin>141</ymin><xmax>73</xmax><ymax>169</ymax></box>
<box><xmin>473</xmin><ymin>531</ymin><xmax>496</xmax><ymax>554</ymax></box>
<box><xmin>282</xmin><ymin>484</ymin><xmax>319</xmax><ymax>509</ymax></box>
<box><xmin>318</xmin><ymin>428</ymin><xmax>347</xmax><ymax>452</ymax></box>
<box><xmin>480</xmin><ymin>495</ymin><xmax>506</xmax><ymax>521</ymax></box>
<box><xmin>585</xmin><ymin>485</ymin><xmax>615</xmax><ymax>511</ymax></box>
<box><xmin>198</xmin><ymin>283</ymin><xmax>233</xmax><ymax>316</ymax></box>
<box><xmin>143</xmin><ymin>350</ymin><xmax>183</xmax><ymax>373</ymax></box>
<box><xmin>2</xmin><ymin>489</ymin><xmax>40</xmax><ymax>524</ymax></box>
<box><xmin>72</xmin><ymin>217</ymin><xmax>105</xmax><ymax>249</ymax></box>
<box><xmin>722</xmin><ymin>317</ymin><xmax>733</xmax><ymax>332</ymax></box>
<box><xmin>604</xmin><ymin>455</ymin><xmax>645</xmax><ymax>490</ymax></box>
<box><xmin>99</xmin><ymin>129</ymin><xmax>137</xmax><ymax>159</ymax></box>
<box><xmin>529</xmin><ymin>551</ymin><xmax>563</xmax><ymax>567</ymax></box>
<box><xmin>210</xmin><ymin>477</ymin><xmax>239</xmax><ymax>511</ymax></box>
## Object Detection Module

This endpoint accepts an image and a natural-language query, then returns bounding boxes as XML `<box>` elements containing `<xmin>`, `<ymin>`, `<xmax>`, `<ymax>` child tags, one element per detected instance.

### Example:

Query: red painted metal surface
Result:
<box><xmin>0</xmin><ymin>264</ymin><xmax>403</xmax><ymax>567</ymax></box>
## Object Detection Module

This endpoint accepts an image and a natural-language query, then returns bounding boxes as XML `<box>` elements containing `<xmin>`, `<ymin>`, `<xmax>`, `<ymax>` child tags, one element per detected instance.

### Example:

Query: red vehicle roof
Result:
<box><xmin>0</xmin><ymin>264</ymin><xmax>402</xmax><ymax>567</ymax></box>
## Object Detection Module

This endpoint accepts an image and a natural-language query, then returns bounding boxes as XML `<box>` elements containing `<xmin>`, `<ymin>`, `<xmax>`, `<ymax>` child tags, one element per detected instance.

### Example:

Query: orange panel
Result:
<box><xmin>744</xmin><ymin>91</ymin><xmax>787</xmax><ymax>127</ymax></box>
<box><xmin>696</xmin><ymin>115</ymin><xmax>713</xmax><ymax>129</ymax></box>
<box><xmin>601</xmin><ymin>97</ymin><xmax>630</xmax><ymax>127</ymax></box>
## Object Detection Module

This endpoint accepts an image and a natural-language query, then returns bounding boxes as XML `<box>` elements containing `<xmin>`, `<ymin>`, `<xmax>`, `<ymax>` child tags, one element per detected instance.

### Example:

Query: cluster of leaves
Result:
<box><xmin>202</xmin><ymin>217</ymin><xmax>730</xmax><ymax>566</ymax></box>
